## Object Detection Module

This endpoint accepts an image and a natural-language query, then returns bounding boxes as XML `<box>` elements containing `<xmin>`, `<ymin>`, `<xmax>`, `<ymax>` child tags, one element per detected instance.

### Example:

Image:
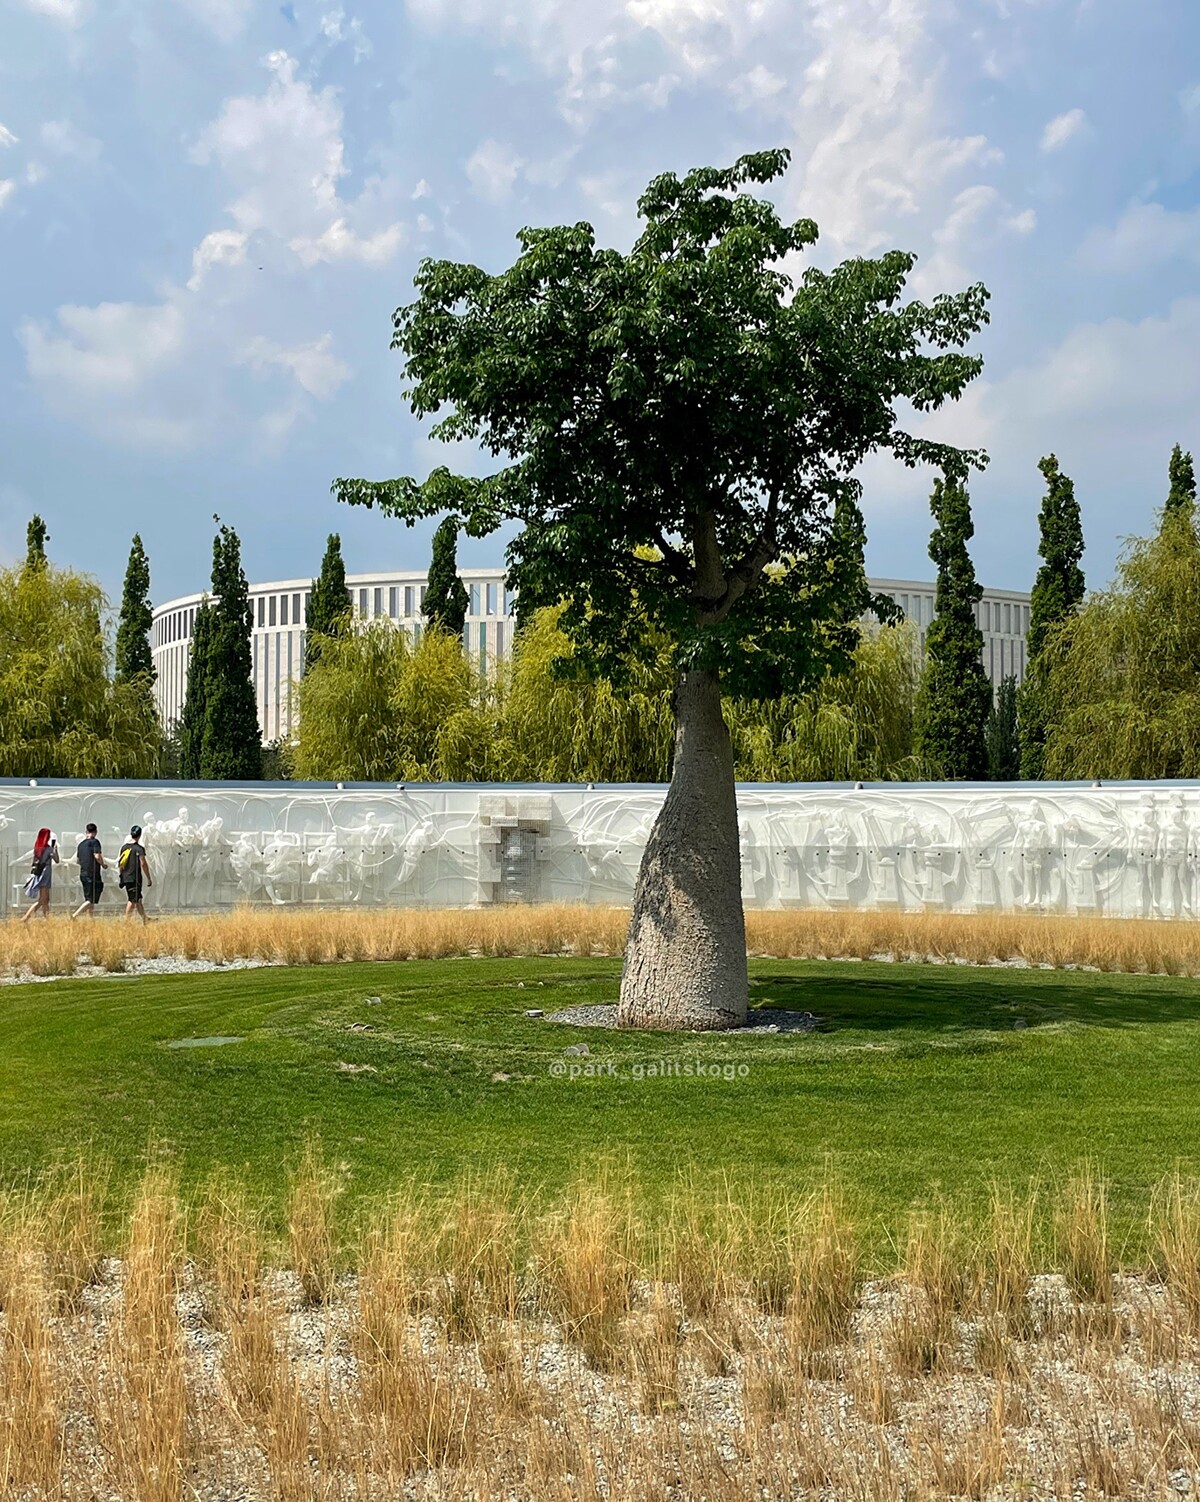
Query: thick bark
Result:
<box><xmin>617</xmin><ymin>669</ymin><xmax>748</xmax><ymax>1030</ymax></box>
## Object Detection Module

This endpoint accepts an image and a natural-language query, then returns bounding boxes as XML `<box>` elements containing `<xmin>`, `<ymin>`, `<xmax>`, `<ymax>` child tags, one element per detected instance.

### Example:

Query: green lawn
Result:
<box><xmin>2</xmin><ymin>956</ymin><xmax>1199</xmax><ymax>1252</ymax></box>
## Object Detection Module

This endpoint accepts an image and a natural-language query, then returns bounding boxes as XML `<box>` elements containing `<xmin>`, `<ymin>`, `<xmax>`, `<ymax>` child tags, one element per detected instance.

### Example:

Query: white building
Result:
<box><xmin>151</xmin><ymin>568</ymin><xmax>1031</xmax><ymax>742</ymax></box>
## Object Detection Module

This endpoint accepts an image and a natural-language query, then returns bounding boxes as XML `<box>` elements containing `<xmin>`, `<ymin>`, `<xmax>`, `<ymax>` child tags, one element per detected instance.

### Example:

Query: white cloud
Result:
<box><xmin>192</xmin><ymin>51</ymin><xmax>404</xmax><ymax>267</ymax></box>
<box><xmin>239</xmin><ymin>332</ymin><xmax>350</xmax><ymax>399</ymax></box>
<box><xmin>1007</xmin><ymin>207</ymin><xmax>1037</xmax><ymax>235</ymax></box>
<box><xmin>0</xmin><ymin>181</ymin><xmax>15</xmax><ymax>210</ymax></box>
<box><xmin>0</xmin><ymin>125</ymin><xmax>17</xmax><ymax>149</ymax></box>
<box><xmin>187</xmin><ymin>229</ymin><xmax>248</xmax><ymax>289</ymax></box>
<box><xmin>289</xmin><ymin>217</ymin><xmax>405</xmax><ymax>267</ymax></box>
<box><xmin>1040</xmin><ymin>107</ymin><xmax>1086</xmax><ymax>153</ymax></box>
<box><xmin>319</xmin><ymin>7</ymin><xmax>372</xmax><ymax>60</ymax></box>
<box><xmin>175</xmin><ymin>0</ymin><xmax>252</xmax><ymax>43</ymax></box>
<box><xmin>729</xmin><ymin>64</ymin><xmax>786</xmax><ymax>110</ymax></box>
<box><xmin>18</xmin><ymin>0</ymin><xmax>88</xmax><ymax>24</ymax></box>
<box><xmin>1079</xmin><ymin>201</ymin><xmax>1200</xmax><ymax>274</ymax></box>
<box><xmin>412</xmin><ymin>179</ymin><xmax>432</xmax><ymax>199</ymax></box>
<box><xmin>19</xmin><ymin>298</ymin><xmax>202</xmax><ymax>449</ymax></box>
<box><xmin>39</xmin><ymin>119</ymin><xmax>101</xmax><ymax>162</ymax></box>
<box><xmin>465</xmin><ymin>139</ymin><xmax>524</xmax><ymax>203</ymax></box>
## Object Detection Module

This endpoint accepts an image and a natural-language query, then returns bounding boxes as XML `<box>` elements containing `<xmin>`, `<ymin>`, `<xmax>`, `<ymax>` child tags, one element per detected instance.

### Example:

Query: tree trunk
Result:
<box><xmin>617</xmin><ymin>669</ymin><xmax>748</xmax><ymax>1030</ymax></box>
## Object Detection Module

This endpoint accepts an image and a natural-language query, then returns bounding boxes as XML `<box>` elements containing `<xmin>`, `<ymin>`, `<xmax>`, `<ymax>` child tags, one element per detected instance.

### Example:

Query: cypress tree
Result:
<box><xmin>1018</xmin><ymin>454</ymin><xmax>1086</xmax><ymax>779</ymax></box>
<box><xmin>177</xmin><ymin>600</ymin><xmax>213</xmax><ymax>779</ymax></box>
<box><xmin>305</xmin><ymin>532</ymin><xmax>352</xmax><ymax>671</ymax></box>
<box><xmin>200</xmin><ymin>522</ymin><xmax>262</xmax><ymax>780</ymax></box>
<box><xmin>25</xmin><ymin>515</ymin><xmax>48</xmax><ymax>572</ymax></box>
<box><xmin>985</xmin><ymin>674</ymin><xmax>1020</xmax><ymax>780</ymax></box>
<box><xmin>423</xmin><ymin>516</ymin><xmax>469</xmax><ymax>637</ymax></box>
<box><xmin>1166</xmin><ymin>443</ymin><xmax>1197</xmax><ymax>518</ymax></box>
<box><xmin>913</xmin><ymin>469</ymin><xmax>991</xmax><ymax>779</ymax></box>
<box><xmin>115</xmin><ymin>534</ymin><xmax>155</xmax><ymax>686</ymax></box>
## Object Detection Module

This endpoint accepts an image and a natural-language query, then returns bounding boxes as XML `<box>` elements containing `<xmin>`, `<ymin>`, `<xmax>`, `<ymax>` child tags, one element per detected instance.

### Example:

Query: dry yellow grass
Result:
<box><xmin>6</xmin><ymin>902</ymin><xmax>1200</xmax><ymax>977</ymax></box>
<box><xmin>4</xmin><ymin>1161</ymin><xmax>1200</xmax><ymax>1497</ymax></box>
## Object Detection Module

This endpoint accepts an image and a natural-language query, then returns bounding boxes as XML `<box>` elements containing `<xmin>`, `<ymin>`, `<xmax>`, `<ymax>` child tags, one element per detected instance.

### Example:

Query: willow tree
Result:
<box><xmin>1042</xmin><ymin>503</ymin><xmax>1200</xmax><ymax>778</ymax></box>
<box><xmin>0</xmin><ymin>560</ymin><xmax>160</xmax><ymax>778</ymax></box>
<box><xmin>335</xmin><ymin>151</ymin><xmax>988</xmax><ymax>1030</ymax></box>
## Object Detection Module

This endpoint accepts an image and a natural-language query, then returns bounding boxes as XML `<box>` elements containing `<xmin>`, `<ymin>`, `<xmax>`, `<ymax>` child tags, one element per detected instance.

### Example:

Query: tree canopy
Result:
<box><xmin>424</xmin><ymin>517</ymin><xmax>470</xmax><ymax>637</ymax></box>
<box><xmin>306</xmin><ymin>533</ymin><xmax>352</xmax><ymax>672</ymax></box>
<box><xmin>202</xmin><ymin>522</ymin><xmax>262</xmax><ymax>781</ymax></box>
<box><xmin>0</xmin><ymin>557</ymin><xmax>160</xmax><ymax>779</ymax></box>
<box><xmin>115</xmin><ymin>533</ymin><xmax>155</xmax><ymax>686</ymax></box>
<box><xmin>1166</xmin><ymin>443</ymin><xmax>1196</xmax><ymax>519</ymax></box>
<box><xmin>1019</xmin><ymin>454</ymin><xmax>1086</xmax><ymax>779</ymax></box>
<box><xmin>914</xmin><ymin>471</ymin><xmax>990</xmax><ymax>779</ymax></box>
<box><xmin>335</xmin><ymin>150</ymin><xmax>988</xmax><ymax>696</ymax></box>
<box><xmin>1042</xmin><ymin>505</ymin><xmax>1200</xmax><ymax>779</ymax></box>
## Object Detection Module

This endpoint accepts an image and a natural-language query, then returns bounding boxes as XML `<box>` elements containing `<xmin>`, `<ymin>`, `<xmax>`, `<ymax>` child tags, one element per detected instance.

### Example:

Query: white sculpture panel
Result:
<box><xmin>3</xmin><ymin>778</ymin><xmax>1200</xmax><ymax>920</ymax></box>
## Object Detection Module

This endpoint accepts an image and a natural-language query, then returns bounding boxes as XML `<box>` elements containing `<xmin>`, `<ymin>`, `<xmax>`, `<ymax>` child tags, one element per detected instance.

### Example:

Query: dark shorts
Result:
<box><xmin>123</xmin><ymin>880</ymin><xmax>143</xmax><ymax>904</ymax></box>
<box><xmin>80</xmin><ymin>874</ymin><xmax>103</xmax><ymax>904</ymax></box>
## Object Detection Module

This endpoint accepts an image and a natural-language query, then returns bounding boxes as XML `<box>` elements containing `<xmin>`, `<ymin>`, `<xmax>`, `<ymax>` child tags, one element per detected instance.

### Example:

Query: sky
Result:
<box><xmin>2</xmin><ymin>0</ymin><xmax>1199</xmax><ymax>611</ymax></box>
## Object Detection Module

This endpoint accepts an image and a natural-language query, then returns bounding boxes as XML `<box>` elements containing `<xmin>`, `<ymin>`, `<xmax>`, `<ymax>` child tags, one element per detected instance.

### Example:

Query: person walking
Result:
<box><xmin>21</xmin><ymin>828</ymin><xmax>59</xmax><ymax>922</ymax></box>
<box><xmin>71</xmin><ymin>823</ymin><xmax>108</xmax><ymax>920</ymax></box>
<box><xmin>118</xmin><ymin>824</ymin><xmax>153</xmax><ymax>924</ymax></box>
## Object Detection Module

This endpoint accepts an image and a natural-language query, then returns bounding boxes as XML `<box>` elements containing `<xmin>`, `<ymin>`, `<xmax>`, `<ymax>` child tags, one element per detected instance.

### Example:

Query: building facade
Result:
<box><xmin>151</xmin><ymin>569</ymin><xmax>1031</xmax><ymax>742</ymax></box>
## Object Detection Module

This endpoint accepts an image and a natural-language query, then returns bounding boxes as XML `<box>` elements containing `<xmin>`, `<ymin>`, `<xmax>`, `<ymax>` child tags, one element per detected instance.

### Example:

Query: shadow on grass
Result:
<box><xmin>748</xmin><ymin>963</ymin><xmax>1200</xmax><ymax>1035</ymax></box>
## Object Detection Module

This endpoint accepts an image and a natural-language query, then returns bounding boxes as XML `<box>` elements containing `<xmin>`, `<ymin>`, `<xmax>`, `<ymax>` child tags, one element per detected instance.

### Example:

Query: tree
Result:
<box><xmin>1041</xmin><ymin>504</ymin><xmax>1200</xmax><ymax>778</ymax></box>
<box><xmin>985</xmin><ymin>675</ymin><xmax>1020</xmax><ymax>780</ymax></box>
<box><xmin>0</xmin><ymin>560</ymin><xmax>160</xmax><ymax>777</ymax></box>
<box><xmin>177</xmin><ymin>600</ymin><xmax>213</xmax><ymax>779</ymax></box>
<box><xmin>727</xmin><ymin>622</ymin><xmax>926</xmax><ymax>782</ymax></box>
<box><xmin>1018</xmin><ymin>454</ymin><xmax>1086</xmax><ymax>779</ymax></box>
<box><xmin>292</xmin><ymin>620</ymin><xmax>477</xmax><ymax>781</ymax></box>
<box><xmin>424</xmin><ymin>517</ymin><xmax>469</xmax><ymax>637</ymax></box>
<box><xmin>1166</xmin><ymin>443</ymin><xmax>1196</xmax><ymax>518</ymax></box>
<box><xmin>200</xmin><ymin>522</ymin><xmax>262</xmax><ymax>781</ymax></box>
<box><xmin>914</xmin><ymin>470</ymin><xmax>991</xmax><ymax>780</ymax></box>
<box><xmin>335</xmin><ymin>150</ymin><xmax>988</xmax><ymax>1030</ymax></box>
<box><xmin>115</xmin><ymin>534</ymin><xmax>156</xmax><ymax>686</ymax></box>
<box><xmin>306</xmin><ymin>532</ymin><xmax>352</xmax><ymax>672</ymax></box>
<box><xmin>25</xmin><ymin>515</ymin><xmax>48</xmax><ymax>573</ymax></box>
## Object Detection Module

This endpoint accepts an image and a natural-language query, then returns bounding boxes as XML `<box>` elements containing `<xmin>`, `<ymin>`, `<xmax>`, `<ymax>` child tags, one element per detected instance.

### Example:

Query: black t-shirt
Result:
<box><xmin>77</xmin><ymin>837</ymin><xmax>102</xmax><ymax>880</ymax></box>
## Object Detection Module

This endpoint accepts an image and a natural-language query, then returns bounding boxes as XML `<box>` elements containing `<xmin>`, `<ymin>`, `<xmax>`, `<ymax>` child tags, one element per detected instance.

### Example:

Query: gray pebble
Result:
<box><xmin>524</xmin><ymin>1008</ymin><xmax>544</xmax><ymax>1018</ymax></box>
<box><xmin>563</xmin><ymin>1042</ymin><xmax>590</xmax><ymax>1057</ymax></box>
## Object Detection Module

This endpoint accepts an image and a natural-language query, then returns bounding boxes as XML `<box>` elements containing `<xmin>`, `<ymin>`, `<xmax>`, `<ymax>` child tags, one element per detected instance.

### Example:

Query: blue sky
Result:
<box><xmin>2</xmin><ymin>0</ymin><xmax>1198</xmax><ymax>610</ymax></box>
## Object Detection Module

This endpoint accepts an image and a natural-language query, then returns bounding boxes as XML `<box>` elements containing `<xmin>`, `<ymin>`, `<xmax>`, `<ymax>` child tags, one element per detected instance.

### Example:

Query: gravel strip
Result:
<box><xmin>0</xmin><ymin>955</ymin><xmax>275</xmax><ymax>986</ymax></box>
<box><xmin>540</xmin><ymin>1003</ymin><xmax>819</xmax><ymax>1033</ymax></box>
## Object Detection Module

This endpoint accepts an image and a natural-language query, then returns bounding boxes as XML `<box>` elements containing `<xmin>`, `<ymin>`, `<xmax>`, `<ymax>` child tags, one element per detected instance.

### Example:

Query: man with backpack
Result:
<box><xmin>71</xmin><ymin>822</ymin><xmax>108</xmax><ymax>919</ymax></box>
<box><xmin>118</xmin><ymin>825</ymin><xmax>153</xmax><ymax>924</ymax></box>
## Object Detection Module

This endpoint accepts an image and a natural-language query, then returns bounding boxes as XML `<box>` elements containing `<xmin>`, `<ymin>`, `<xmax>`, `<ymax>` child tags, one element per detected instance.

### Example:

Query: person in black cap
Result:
<box><xmin>118</xmin><ymin>824</ymin><xmax>153</xmax><ymax>924</ymax></box>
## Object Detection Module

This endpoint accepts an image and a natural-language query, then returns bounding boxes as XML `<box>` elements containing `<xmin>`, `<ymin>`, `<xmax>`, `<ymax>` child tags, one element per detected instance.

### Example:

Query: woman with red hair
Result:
<box><xmin>21</xmin><ymin>828</ymin><xmax>59</xmax><ymax>923</ymax></box>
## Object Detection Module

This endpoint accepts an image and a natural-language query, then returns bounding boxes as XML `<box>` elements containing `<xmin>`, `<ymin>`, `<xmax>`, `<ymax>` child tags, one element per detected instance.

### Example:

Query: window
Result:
<box><xmin>257</xmin><ymin>596</ymin><xmax>265</xmax><ymax>627</ymax></box>
<box><xmin>1003</xmin><ymin>602</ymin><xmax>1011</xmax><ymax>634</ymax></box>
<box><xmin>479</xmin><ymin>620</ymin><xmax>487</xmax><ymax>672</ymax></box>
<box><xmin>496</xmin><ymin>620</ymin><xmax>505</xmax><ymax>659</ymax></box>
<box><xmin>281</xmin><ymin>594</ymin><xmax>289</xmax><ymax>626</ymax></box>
<box><xmin>389</xmin><ymin>587</ymin><xmax>398</xmax><ymax>618</ymax></box>
<box><xmin>462</xmin><ymin>622</ymin><xmax>470</xmax><ymax>652</ymax></box>
<box><xmin>269</xmin><ymin>596</ymin><xmax>277</xmax><ymax>627</ymax></box>
<box><xmin>486</xmin><ymin>582</ymin><xmax>497</xmax><ymax>615</ymax></box>
<box><xmin>420</xmin><ymin>585</ymin><xmax>427</xmax><ymax>609</ymax></box>
<box><xmin>374</xmin><ymin>587</ymin><xmax>383</xmax><ymax>617</ymax></box>
<box><xmin>293</xmin><ymin>593</ymin><xmax>301</xmax><ymax>624</ymax></box>
<box><xmin>413</xmin><ymin>621</ymin><xmax>422</xmax><ymax>644</ymax></box>
<box><xmin>469</xmin><ymin>582</ymin><xmax>481</xmax><ymax>616</ymax></box>
<box><xmin>404</xmin><ymin>585</ymin><xmax>414</xmax><ymax>617</ymax></box>
<box><xmin>504</xmin><ymin>587</ymin><xmax>516</xmax><ymax>617</ymax></box>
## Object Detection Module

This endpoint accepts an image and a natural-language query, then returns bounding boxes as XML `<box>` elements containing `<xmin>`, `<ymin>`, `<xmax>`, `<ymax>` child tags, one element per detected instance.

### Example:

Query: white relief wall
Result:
<box><xmin>2</xmin><ymin>781</ymin><xmax>1200</xmax><ymax>920</ymax></box>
